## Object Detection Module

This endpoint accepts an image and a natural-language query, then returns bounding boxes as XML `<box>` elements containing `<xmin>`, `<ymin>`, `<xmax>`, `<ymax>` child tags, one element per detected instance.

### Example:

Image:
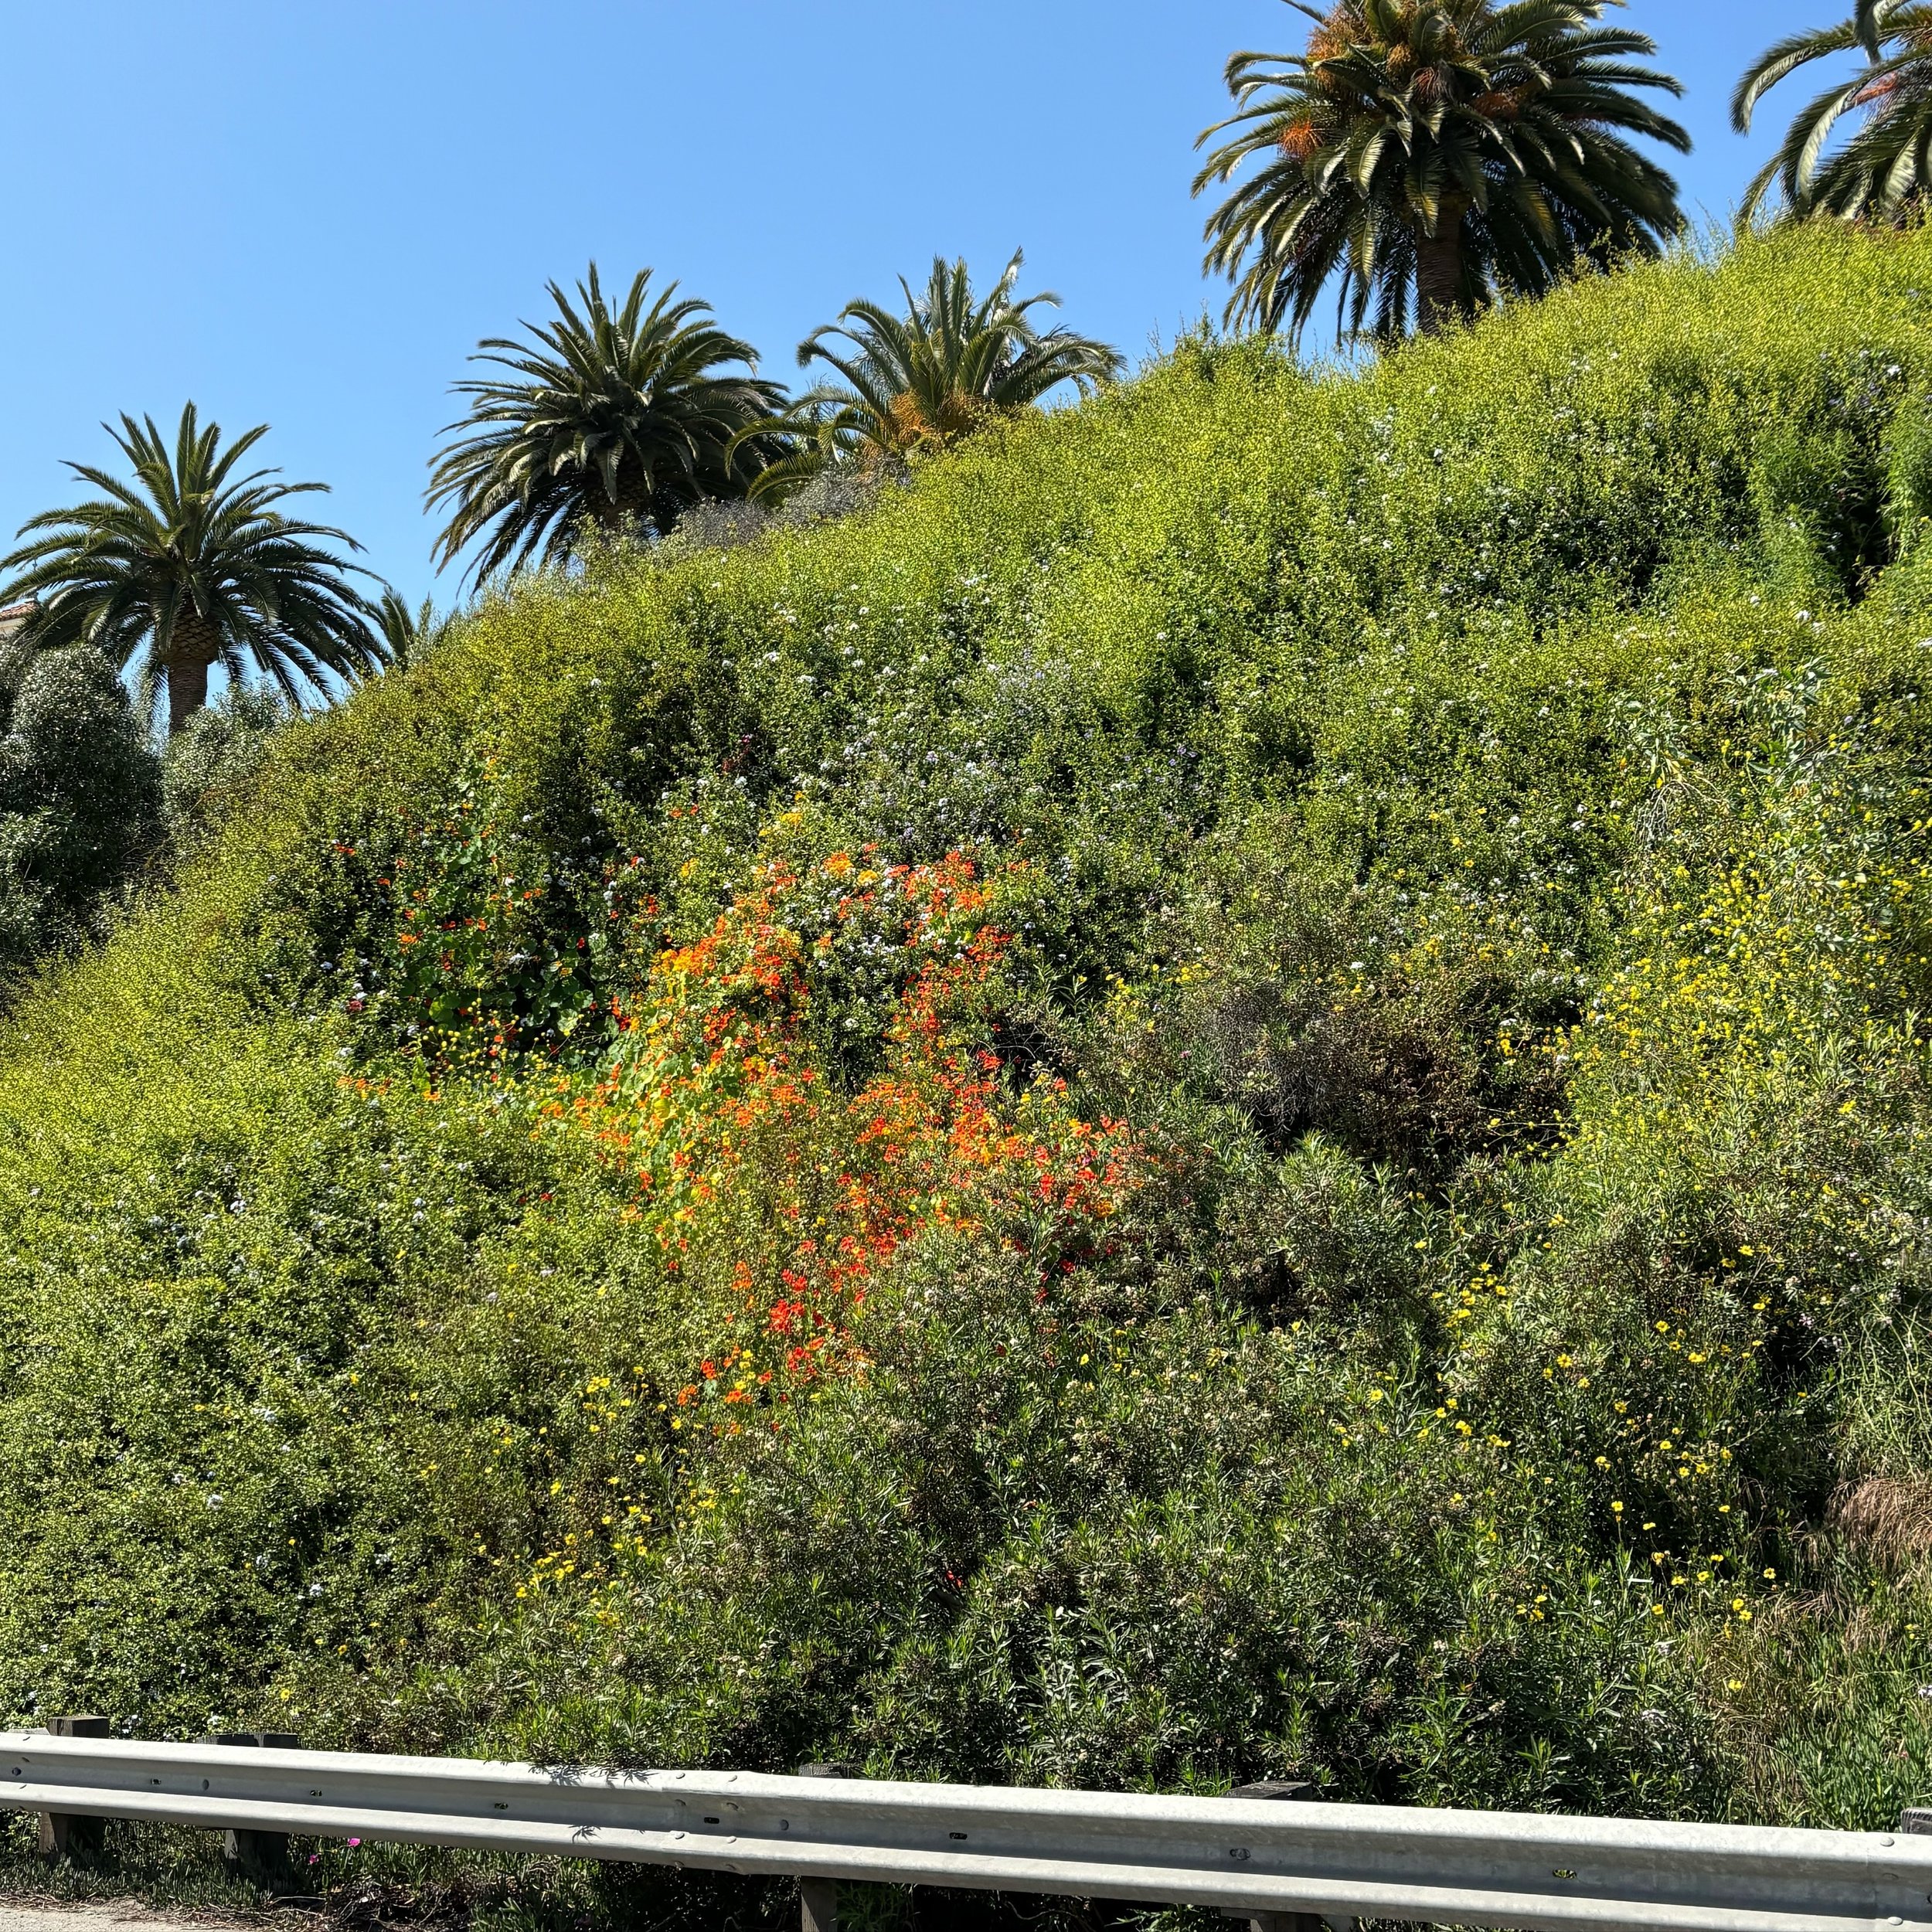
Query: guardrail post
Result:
<box><xmin>203</xmin><ymin>1730</ymin><xmax>300</xmax><ymax>1885</ymax></box>
<box><xmin>799</xmin><ymin>1879</ymin><xmax>838</xmax><ymax>1932</ymax></box>
<box><xmin>1220</xmin><ymin>1784</ymin><xmax>1336</xmax><ymax>1932</ymax></box>
<box><xmin>36</xmin><ymin>1716</ymin><xmax>111</xmax><ymax>1860</ymax></box>
<box><xmin>1904</xmin><ymin>1809</ymin><xmax>1932</xmax><ymax>1835</ymax></box>
<box><xmin>796</xmin><ymin>1761</ymin><xmax>856</xmax><ymax>1932</ymax></box>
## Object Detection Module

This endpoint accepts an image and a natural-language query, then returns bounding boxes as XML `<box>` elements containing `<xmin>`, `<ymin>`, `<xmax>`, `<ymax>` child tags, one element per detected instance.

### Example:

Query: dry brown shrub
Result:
<box><xmin>1829</xmin><ymin>1475</ymin><xmax>1932</xmax><ymax>1566</ymax></box>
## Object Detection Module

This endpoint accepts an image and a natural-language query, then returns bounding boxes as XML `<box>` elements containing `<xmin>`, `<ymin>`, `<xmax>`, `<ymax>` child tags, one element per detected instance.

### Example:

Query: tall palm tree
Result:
<box><xmin>0</xmin><ymin>405</ymin><xmax>382</xmax><ymax>736</ymax></box>
<box><xmin>1733</xmin><ymin>3</ymin><xmax>1932</xmax><ymax>221</ymax></box>
<box><xmin>427</xmin><ymin>265</ymin><xmax>788</xmax><ymax>585</ymax></box>
<box><xmin>746</xmin><ymin>251</ymin><xmax>1123</xmax><ymax>502</ymax></box>
<box><xmin>1192</xmin><ymin>0</ymin><xmax>1689</xmax><ymax>344</ymax></box>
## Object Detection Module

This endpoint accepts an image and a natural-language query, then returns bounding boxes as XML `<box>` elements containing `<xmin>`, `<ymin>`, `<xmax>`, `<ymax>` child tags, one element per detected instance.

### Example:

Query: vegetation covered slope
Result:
<box><xmin>9</xmin><ymin>228</ymin><xmax>1932</xmax><ymax>1844</ymax></box>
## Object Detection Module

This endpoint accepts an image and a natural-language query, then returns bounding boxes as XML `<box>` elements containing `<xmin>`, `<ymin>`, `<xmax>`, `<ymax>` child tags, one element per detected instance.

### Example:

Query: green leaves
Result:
<box><xmin>0</xmin><ymin>403</ymin><xmax>383</xmax><ymax>736</ymax></box>
<box><xmin>427</xmin><ymin>265</ymin><xmax>788</xmax><ymax>587</ymax></box>
<box><xmin>747</xmin><ymin>250</ymin><xmax>1123</xmax><ymax>502</ymax></box>
<box><xmin>11</xmin><ymin>230</ymin><xmax>1932</xmax><ymax>1840</ymax></box>
<box><xmin>0</xmin><ymin>645</ymin><xmax>161</xmax><ymax>986</ymax></box>
<box><xmin>1192</xmin><ymin>0</ymin><xmax>1688</xmax><ymax>344</ymax></box>
<box><xmin>1733</xmin><ymin>3</ymin><xmax>1932</xmax><ymax>223</ymax></box>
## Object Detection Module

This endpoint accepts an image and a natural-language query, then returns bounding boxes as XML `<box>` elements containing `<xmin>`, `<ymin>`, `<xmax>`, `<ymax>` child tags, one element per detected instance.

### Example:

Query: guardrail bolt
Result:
<box><xmin>202</xmin><ymin>1730</ymin><xmax>301</xmax><ymax>1886</ymax></box>
<box><xmin>1223</xmin><ymin>1783</ymin><xmax>1341</xmax><ymax>1932</ymax></box>
<box><xmin>795</xmin><ymin>1761</ymin><xmax>856</xmax><ymax>1932</ymax></box>
<box><xmin>37</xmin><ymin>1716</ymin><xmax>111</xmax><ymax>1861</ymax></box>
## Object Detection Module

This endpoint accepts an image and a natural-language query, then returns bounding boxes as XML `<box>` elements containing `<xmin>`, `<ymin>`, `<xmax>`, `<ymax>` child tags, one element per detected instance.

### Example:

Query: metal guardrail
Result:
<box><xmin>5</xmin><ymin>1727</ymin><xmax>1932</xmax><ymax>1932</ymax></box>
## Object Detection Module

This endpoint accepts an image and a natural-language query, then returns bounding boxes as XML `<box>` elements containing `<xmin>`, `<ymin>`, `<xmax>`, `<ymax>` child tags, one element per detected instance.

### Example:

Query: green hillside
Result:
<box><xmin>8</xmin><ymin>226</ymin><xmax>1932</xmax><ymax>1866</ymax></box>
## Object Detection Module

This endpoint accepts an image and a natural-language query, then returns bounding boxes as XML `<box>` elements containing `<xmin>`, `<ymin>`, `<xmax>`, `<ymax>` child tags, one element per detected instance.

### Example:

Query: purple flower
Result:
<box><xmin>347</xmin><ymin>1837</ymin><xmax>362</xmax><ymax>1849</ymax></box>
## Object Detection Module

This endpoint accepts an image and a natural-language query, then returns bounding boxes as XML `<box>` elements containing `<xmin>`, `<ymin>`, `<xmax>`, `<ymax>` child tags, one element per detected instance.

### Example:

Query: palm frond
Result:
<box><xmin>1736</xmin><ymin>4</ymin><xmax>1932</xmax><ymax>220</ymax></box>
<box><xmin>1193</xmin><ymin>0</ymin><xmax>1685</xmax><ymax>345</ymax></box>
<box><xmin>427</xmin><ymin>265</ymin><xmax>787</xmax><ymax>587</ymax></box>
<box><xmin>0</xmin><ymin>403</ymin><xmax>379</xmax><ymax>734</ymax></box>
<box><xmin>752</xmin><ymin>251</ymin><xmax>1121</xmax><ymax>500</ymax></box>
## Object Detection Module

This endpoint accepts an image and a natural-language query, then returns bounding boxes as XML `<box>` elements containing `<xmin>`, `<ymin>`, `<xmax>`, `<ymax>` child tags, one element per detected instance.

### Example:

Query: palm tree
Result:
<box><xmin>374</xmin><ymin>589</ymin><xmax>450</xmax><ymax>670</ymax></box>
<box><xmin>746</xmin><ymin>251</ymin><xmax>1123</xmax><ymax>502</ymax></box>
<box><xmin>1192</xmin><ymin>0</ymin><xmax>1690</xmax><ymax>344</ymax></box>
<box><xmin>427</xmin><ymin>265</ymin><xmax>788</xmax><ymax>585</ymax></box>
<box><xmin>0</xmin><ymin>405</ymin><xmax>382</xmax><ymax>736</ymax></box>
<box><xmin>1733</xmin><ymin>3</ymin><xmax>1932</xmax><ymax>221</ymax></box>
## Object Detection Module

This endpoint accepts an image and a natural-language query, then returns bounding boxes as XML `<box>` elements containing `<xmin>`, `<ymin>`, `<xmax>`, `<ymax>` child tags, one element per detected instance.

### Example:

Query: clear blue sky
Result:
<box><xmin>0</xmin><ymin>1</ymin><xmax>1852</xmax><ymax>611</ymax></box>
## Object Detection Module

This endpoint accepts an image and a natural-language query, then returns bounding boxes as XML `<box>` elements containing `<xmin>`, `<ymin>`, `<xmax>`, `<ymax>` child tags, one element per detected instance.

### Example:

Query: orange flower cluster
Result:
<box><xmin>556</xmin><ymin>851</ymin><xmax>1148</xmax><ymax>1417</ymax></box>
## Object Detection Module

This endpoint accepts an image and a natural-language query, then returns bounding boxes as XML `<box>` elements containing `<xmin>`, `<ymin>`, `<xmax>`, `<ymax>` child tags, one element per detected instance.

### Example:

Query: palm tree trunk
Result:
<box><xmin>1415</xmin><ymin>203</ymin><xmax>1468</xmax><ymax>335</ymax></box>
<box><xmin>166</xmin><ymin>615</ymin><xmax>218</xmax><ymax>736</ymax></box>
<box><xmin>588</xmin><ymin>493</ymin><xmax>632</xmax><ymax>536</ymax></box>
<box><xmin>586</xmin><ymin>474</ymin><xmax>655</xmax><ymax>541</ymax></box>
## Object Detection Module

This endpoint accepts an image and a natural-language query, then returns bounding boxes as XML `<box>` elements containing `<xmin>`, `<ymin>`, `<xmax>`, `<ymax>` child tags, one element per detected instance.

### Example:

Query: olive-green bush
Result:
<box><xmin>0</xmin><ymin>645</ymin><xmax>159</xmax><ymax>985</ymax></box>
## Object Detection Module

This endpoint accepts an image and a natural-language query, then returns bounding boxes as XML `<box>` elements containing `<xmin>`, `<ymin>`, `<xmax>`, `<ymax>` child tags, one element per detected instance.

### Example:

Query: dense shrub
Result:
<box><xmin>0</xmin><ymin>645</ymin><xmax>159</xmax><ymax>985</ymax></box>
<box><xmin>9</xmin><ymin>228</ymin><xmax>1932</xmax><ymax>1893</ymax></box>
<box><xmin>160</xmin><ymin>682</ymin><xmax>288</xmax><ymax>852</ymax></box>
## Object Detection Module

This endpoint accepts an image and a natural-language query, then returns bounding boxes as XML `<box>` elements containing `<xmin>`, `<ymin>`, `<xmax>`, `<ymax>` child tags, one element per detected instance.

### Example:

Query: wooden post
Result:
<box><xmin>203</xmin><ymin>1730</ymin><xmax>301</xmax><ymax>1885</ymax></box>
<box><xmin>799</xmin><ymin>1878</ymin><xmax>838</xmax><ymax>1932</ymax></box>
<box><xmin>38</xmin><ymin>1716</ymin><xmax>111</xmax><ymax>1860</ymax></box>
<box><xmin>795</xmin><ymin>1761</ymin><xmax>857</xmax><ymax>1932</ymax></box>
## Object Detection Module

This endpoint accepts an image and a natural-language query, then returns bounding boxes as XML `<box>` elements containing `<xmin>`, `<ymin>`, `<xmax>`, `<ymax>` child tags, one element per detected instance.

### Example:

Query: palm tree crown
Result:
<box><xmin>1193</xmin><ymin>0</ymin><xmax>1689</xmax><ymax>344</ymax></box>
<box><xmin>427</xmin><ymin>265</ymin><xmax>787</xmax><ymax>585</ymax></box>
<box><xmin>0</xmin><ymin>404</ymin><xmax>381</xmax><ymax>736</ymax></box>
<box><xmin>1733</xmin><ymin>2</ymin><xmax>1932</xmax><ymax>222</ymax></box>
<box><xmin>373</xmin><ymin>589</ymin><xmax>451</xmax><ymax>671</ymax></box>
<box><xmin>747</xmin><ymin>251</ymin><xmax>1123</xmax><ymax>502</ymax></box>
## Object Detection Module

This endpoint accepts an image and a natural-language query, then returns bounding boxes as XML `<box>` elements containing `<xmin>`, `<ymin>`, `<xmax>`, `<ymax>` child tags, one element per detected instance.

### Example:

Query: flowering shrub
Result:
<box><xmin>16</xmin><ymin>229</ymin><xmax>1932</xmax><ymax>1867</ymax></box>
<box><xmin>556</xmin><ymin>850</ymin><xmax>1148</xmax><ymax>1410</ymax></box>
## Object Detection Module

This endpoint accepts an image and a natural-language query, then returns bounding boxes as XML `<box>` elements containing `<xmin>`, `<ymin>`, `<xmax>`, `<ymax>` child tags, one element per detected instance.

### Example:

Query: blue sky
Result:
<box><xmin>0</xmin><ymin>1</ymin><xmax>1852</xmax><ymax>610</ymax></box>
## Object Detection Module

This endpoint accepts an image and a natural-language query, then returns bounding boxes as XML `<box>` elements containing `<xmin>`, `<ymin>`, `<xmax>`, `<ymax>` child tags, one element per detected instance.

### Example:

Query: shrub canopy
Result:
<box><xmin>7</xmin><ymin>231</ymin><xmax>1932</xmax><ymax>1890</ymax></box>
<box><xmin>0</xmin><ymin>645</ymin><xmax>158</xmax><ymax>986</ymax></box>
